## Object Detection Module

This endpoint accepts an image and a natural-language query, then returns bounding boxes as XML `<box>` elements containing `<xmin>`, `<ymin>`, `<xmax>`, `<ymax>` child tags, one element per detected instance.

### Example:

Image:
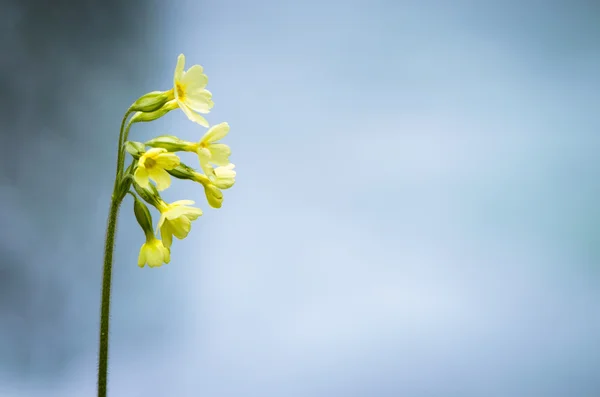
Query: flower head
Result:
<box><xmin>138</xmin><ymin>236</ymin><xmax>171</xmax><ymax>268</ymax></box>
<box><xmin>173</xmin><ymin>54</ymin><xmax>214</xmax><ymax>127</ymax></box>
<box><xmin>134</xmin><ymin>148</ymin><xmax>180</xmax><ymax>191</ymax></box>
<box><xmin>157</xmin><ymin>200</ymin><xmax>203</xmax><ymax>248</ymax></box>
<box><xmin>190</xmin><ymin>122</ymin><xmax>231</xmax><ymax>177</ymax></box>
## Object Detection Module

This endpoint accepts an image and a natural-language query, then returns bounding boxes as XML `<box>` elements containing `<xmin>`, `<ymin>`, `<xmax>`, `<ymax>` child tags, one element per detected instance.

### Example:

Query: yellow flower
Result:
<box><xmin>156</xmin><ymin>200</ymin><xmax>203</xmax><ymax>248</ymax></box>
<box><xmin>188</xmin><ymin>122</ymin><xmax>231</xmax><ymax>176</ymax></box>
<box><xmin>138</xmin><ymin>236</ymin><xmax>170</xmax><ymax>268</ymax></box>
<box><xmin>134</xmin><ymin>148</ymin><xmax>180</xmax><ymax>191</ymax></box>
<box><xmin>173</xmin><ymin>54</ymin><xmax>214</xmax><ymax>127</ymax></box>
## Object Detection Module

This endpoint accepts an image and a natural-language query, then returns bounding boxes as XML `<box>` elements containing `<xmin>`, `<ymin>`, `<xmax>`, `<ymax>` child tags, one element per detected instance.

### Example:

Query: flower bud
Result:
<box><xmin>133</xmin><ymin>181</ymin><xmax>161</xmax><ymax>208</ymax></box>
<box><xmin>130</xmin><ymin>90</ymin><xmax>174</xmax><ymax>113</ymax></box>
<box><xmin>133</xmin><ymin>196</ymin><xmax>154</xmax><ymax>238</ymax></box>
<box><xmin>146</xmin><ymin>135</ymin><xmax>192</xmax><ymax>152</ymax></box>
<box><xmin>130</xmin><ymin>100</ymin><xmax>178</xmax><ymax>123</ymax></box>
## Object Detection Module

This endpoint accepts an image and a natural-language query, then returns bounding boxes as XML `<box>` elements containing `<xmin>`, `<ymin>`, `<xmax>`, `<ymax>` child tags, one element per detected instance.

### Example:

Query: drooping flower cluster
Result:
<box><xmin>120</xmin><ymin>54</ymin><xmax>236</xmax><ymax>268</ymax></box>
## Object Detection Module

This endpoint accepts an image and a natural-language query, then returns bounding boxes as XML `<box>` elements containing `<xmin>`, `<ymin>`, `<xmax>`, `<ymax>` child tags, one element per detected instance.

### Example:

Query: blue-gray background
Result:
<box><xmin>1</xmin><ymin>0</ymin><xmax>599</xmax><ymax>396</ymax></box>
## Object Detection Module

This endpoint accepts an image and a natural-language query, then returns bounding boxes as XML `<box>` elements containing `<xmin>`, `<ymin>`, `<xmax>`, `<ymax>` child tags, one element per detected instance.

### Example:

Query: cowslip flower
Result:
<box><xmin>173</xmin><ymin>54</ymin><xmax>214</xmax><ymax>127</ymax></box>
<box><xmin>138</xmin><ymin>236</ymin><xmax>171</xmax><ymax>268</ymax></box>
<box><xmin>134</xmin><ymin>148</ymin><xmax>180</xmax><ymax>191</ymax></box>
<box><xmin>186</xmin><ymin>122</ymin><xmax>231</xmax><ymax>176</ymax></box>
<box><xmin>156</xmin><ymin>200</ymin><xmax>203</xmax><ymax>248</ymax></box>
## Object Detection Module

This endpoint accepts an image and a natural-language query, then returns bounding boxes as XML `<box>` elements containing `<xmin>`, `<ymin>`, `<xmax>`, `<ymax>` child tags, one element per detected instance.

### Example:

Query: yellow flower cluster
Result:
<box><xmin>122</xmin><ymin>54</ymin><xmax>236</xmax><ymax>268</ymax></box>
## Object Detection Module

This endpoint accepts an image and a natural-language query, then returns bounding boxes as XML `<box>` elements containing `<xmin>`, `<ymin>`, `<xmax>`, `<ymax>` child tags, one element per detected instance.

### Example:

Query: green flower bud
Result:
<box><xmin>130</xmin><ymin>90</ymin><xmax>173</xmax><ymax>113</ymax></box>
<box><xmin>124</xmin><ymin>141</ymin><xmax>146</xmax><ymax>158</ymax></box>
<box><xmin>146</xmin><ymin>135</ymin><xmax>193</xmax><ymax>152</ymax></box>
<box><xmin>133</xmin><ymin>195</ymin><xmax>154</xmax><ymax>238</ymax></box>
<box><xmin>129</xmin><ymin>100</ymin><xmax>178</xmax><ymax>123</ymax></box>
<box><xmin>133</xmin><ymin>181</ymin><xmax>161</xmax><ymax>208</ymax></box>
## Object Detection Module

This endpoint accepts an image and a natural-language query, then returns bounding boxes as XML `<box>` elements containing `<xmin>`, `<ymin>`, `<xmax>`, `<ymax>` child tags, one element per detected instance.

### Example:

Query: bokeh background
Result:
<box><xmin>1</xmin><ymin>0</ymin><xmax>600</xmax><ymax>396</ymax></box>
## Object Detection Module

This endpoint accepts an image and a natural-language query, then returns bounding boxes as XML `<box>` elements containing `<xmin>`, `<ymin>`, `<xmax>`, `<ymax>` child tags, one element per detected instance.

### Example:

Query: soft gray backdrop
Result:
<box><xmin>1</xmin><ymin>0</ymin><xmax>599</xmax><ymax>396</ymax></box>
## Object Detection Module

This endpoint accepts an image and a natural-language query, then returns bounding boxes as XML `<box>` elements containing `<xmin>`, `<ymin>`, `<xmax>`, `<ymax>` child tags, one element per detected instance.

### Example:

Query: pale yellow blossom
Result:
<box><xmin>137</xmin><ymin>236</ymin><xmax>170</xmax><ymax>268</ymax></box>
<box><xmin>173</xmin><ymin>54</ymin><xmax>214</xmax><ymax>127</ymax></box>
<box><xmin>156</xmin><ymin>200</ymin><xmax>203</xmax><ymax>248</ymax></box>
<box><xmin>134</xmin><ymin>148</ymin><xmax>180</xmax><ymax>191</ymax></box>
<box><xmin>187</xmin><ymin>122</ymin><xmax>231</xmax><ymax>176</ymax></box>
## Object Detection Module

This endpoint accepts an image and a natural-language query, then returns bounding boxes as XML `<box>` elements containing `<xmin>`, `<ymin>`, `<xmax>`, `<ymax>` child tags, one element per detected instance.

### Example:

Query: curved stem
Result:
<box><xmin>114</xmin><ymin>110</ymin><xmax>133</xmax><ymax>188</ymax></box>
<box><xmin>98</xmin><ymin>109</ymin><xmax>133</xmax><ymax>397</ymax></box>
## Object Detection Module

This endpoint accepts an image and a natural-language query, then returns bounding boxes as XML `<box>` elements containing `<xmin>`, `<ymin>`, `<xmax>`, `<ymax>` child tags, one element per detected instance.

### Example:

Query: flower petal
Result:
<box><xmin>146</xmin><ymin>243</ymin><xmax>163</xmax><ymax>268</ymax></box>
<box><xmin>184</xmin><ymin>90</ymin><xmax>213</xmax><ymax>114</ymax></box>
<box><xmin>160</xmin><ymin>222</ymin><xmax>173</xmax><ymax>248</ymax></box>
<box><xmin>173</xmin><ymin>54</ymin><xmax>186</xmax><ymax>96</ymax></box>
<box><xmin>162</xmin><ymin>245</ymin><xmax>171</xmax><ymax>264</ymax></box>
<box><xmin>146</xmin><ymin>147</ymin><xmax>167</xmax><ymax>157</ymax></box>
<box><xmin>168</xmin><ymin>217</ymin><xmax>192</xmax><ymax>239</ymax></box>
<box><xmin>201</xmin><ymin>122</ymin><xmax>229</xmax><ymax>143</ymax></box>
<box><xmin>137</xmin><ymin>244</ymin><xmax>147</xmax><ymax>267</ymax></box>
<box><xmin>171</xmin><ymin>199</ymin><xmax>196</xmax><ymax>206</ymax></box>
<box><xmin>164</xmin><ymin>205</ymin><xmax>202</xmax><ymax>220</ymax></box>
<box><xmin>197</xmin><ymin>147</ymin><xmax>214</xmax><ymax>176</ymax></box>
<box><xmin>134</xmin><ymin>166</ymin><xmax>150</xmax><ymax>189</ymax></box>
<box><xmin>149</xmin><ymin>168</ymin><xmax>172</xmax><ymax>191</ymax></box>
<box><xmin>154</xmin><ymin>152</ymin><xmax>180</xmax><ymax>169</ymax></box>
<box><xmin>179</xmin><ymin>102</ymin><xmax>209</xmax><ymax>127</ymax></box>
<box><xmin>181</xmin><ymin>65</ymin><xmax>207</xmax><ymax>90</ymax></box>
<box><xmin>208</xmin><ymin>144</ymin><xmax>231</xmax><ymax>166</ymax></box>
<box><xmin>213</xmin><ymin>164</ymin><xmax>236</xmax><ymax>189</ymax></box>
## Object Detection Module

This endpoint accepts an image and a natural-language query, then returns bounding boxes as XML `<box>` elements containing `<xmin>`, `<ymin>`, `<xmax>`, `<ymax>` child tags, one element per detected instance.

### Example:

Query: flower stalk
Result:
<box><xmin>96</xmin><ymin>53</ymin><xmax>236</xmax><ymax>397</ymax></box>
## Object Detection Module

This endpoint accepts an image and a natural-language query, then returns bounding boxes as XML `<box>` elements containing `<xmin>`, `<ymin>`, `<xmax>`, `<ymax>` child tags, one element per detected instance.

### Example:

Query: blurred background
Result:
<box><xmin>1</xmin><ymin>0</ymin><xmax>599</xmax><ymax>396</ymax></box>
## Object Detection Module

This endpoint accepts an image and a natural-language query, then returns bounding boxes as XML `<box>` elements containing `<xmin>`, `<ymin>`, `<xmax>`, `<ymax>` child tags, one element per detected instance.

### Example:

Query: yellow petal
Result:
<box><xmin>201</xmin><ymin>122</ymin><xmax>229</xmax><ymax>143</ymax></box>
<box><xmin>148</xmin><ymin>168</ymin><xmax>171</xmax><ymax>191</ymax></box>
<box><xmin>208</xmin><ymin>144</ymin><xmax>231</xmax><ymax>166</ymax></box>
<box><xmin>134</xmin><ymin>166</ymin><xmax>150</xmax><ymax>189</ymax></box>
<box><xmin>168</xmin><ymin>217</ymin><xmax>192</xmax><ymax>239</ymax></box>
<box><xmin>173</xmin><ymin>54</ymin><xmax>185</xmax><ymax>93</ymax></box>
<box><xmin>160</xmin><ymin>222</ymin><xmax>173</xmax><ymax>248</ymax></box>
<box><xmin>205</xmin><ymin>185</ymin><xmax>223</xmax><ymax>208</ymax></box>
<box><xmin>146</xmin><ymin>147</ymin><xmax>167</xmax><ymax>158</ymax></box>
<box><xmin>181</xmin><ymin>65</ymin><xmax>207</xmax><ymax>90</ymax></box>
<box><xmin>197</xmin><ymin>147</ymin><xmax>214</xmax><ymax>176</ymax></box>
<box><xmin>137</xmin><ymin>244</ymin><xmax>147</xmax><ymax>267</ymax></box>
<box><xmin>184</xmin><ymin>90</ymin><xmax>212</xmax><ymax>114</ymax></box>
<box><xmin>146</xmin><ymin>243</ymin><xmax>164</xmax><ymax>268</ymax></box>
<box><xmin>171</xmin><ymin>199</ymin><xmax>196</xmax><ymax>206</ymax></box>
<box><xmin>179</xmin><ymin>102</ymin><xmax>209</xmax><ymax>127</ymax></box>
<box><xmin>162</xmin><ymin>245</ymin><xmax>171</xmax><ymax>264</ymax></box>
<box><xmin>164</xmin><ymin>204</ymin><xmax>202</xmax><ymax>221</ymax></box>
<box><xmin>155</xmin><ymin>152</ymin><xmax>180</xmax><ymax>169</ymax></box>
<box><xmin>213</xmin><ymin>164</ymin><xmax>236</xmax><ymax>189</ymax></box>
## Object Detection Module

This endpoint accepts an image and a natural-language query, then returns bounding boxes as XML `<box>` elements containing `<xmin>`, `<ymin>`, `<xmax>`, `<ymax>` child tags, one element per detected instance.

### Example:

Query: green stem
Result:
<box><xmin>97</xmin><ymin>196</ymin><xmax>120</xmax><ymax>397</ymax></box>
<box><xmin>98</xmin><ymin>109</ymin><xmax>133</xmax><ymax>397</ymax></box>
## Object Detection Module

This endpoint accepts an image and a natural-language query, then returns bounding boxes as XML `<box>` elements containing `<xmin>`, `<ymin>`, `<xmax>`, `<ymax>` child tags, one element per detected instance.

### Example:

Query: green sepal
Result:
<box><xmin>129</xmin><ymin>100</ymin><xmax>178</xmax><ymax>123</ymax></box>
<box><xmin>124</xmin><ymin>141</ymin><xmax>146</xmax><ymax>158</ymax></box>
<box><xmin>115</xmin><ymin>162</ymin><xmax>135</xmax><ymax>203</ymax></box>
<box><xmin>133</xmin><ymin>181</ymin><xmax>161</xmax><ymax>208</ymax></box>
<box><xmin>146</xmin><ymin>135</ymin><xmax>193</xmax><ymax>152</ymax></box>
<box><xmin>130</xmin><ymin>91</ymin><xmax>172</xmax><ymax>113</ymax></box>
<box><xmin>132</xmin><ymin>194</ymin><xmax>154</xmax><ymax>238</ymax></box>
<box><xmin>167</xmin><ymin>163</ymin><xmax>197</xmax><ymax>181</ymax></box>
